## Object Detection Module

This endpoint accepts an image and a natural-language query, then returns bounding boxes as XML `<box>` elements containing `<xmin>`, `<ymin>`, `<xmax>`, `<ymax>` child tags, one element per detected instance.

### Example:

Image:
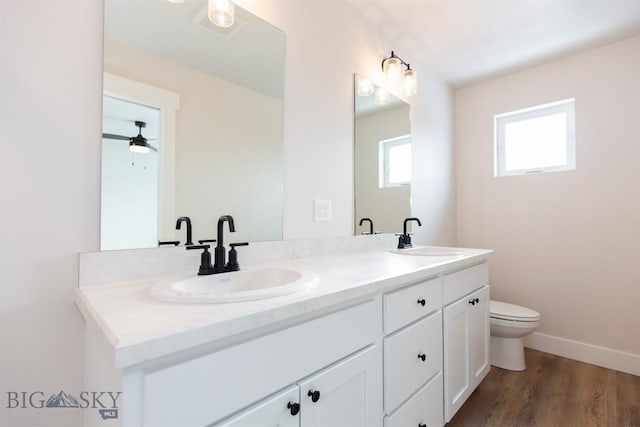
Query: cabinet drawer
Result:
<box><xmin>142</xmin><ymin>300</ymin><xmax>376</xmax><ymax>427</ymax></box>
<box><xmin>384</xmin><ymin>372</ymin><xmax>443</xmax><ymax>427</ymax></box>
<box><xmin>442</xmin><ymin>263</ymin><xmax>488</xmax><ymax>305</ymax></box>
<box><xmin>384</xmin><ymin>277</ymin><xmax>441</xmax><ymax>334</ymax></box>
<box><xmin>384</xmin><ymin>312</ymin><xmax>442</xmax><ymax>413</ymax></box>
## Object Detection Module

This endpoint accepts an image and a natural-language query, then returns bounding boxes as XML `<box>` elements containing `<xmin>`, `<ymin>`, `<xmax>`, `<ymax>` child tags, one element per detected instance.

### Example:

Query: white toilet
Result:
<box><xmin>489</xmin><ymin>300</ymin><xmax>540</xmax><ymax>371</ymax></box>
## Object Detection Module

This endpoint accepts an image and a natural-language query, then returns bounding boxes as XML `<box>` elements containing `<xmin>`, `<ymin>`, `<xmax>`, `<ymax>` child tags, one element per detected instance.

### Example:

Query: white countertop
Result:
<box><xmin>75</xmin><ymin>246</ymin><xmax>492</xmax><ymax>369</ymax></box>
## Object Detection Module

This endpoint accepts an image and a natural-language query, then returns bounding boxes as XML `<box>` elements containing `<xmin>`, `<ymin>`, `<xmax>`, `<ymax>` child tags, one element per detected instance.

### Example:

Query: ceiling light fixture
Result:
<box><xmin>381</xmin><ymin>51</ymin><xmax>417</xmax><ymax>97</ymax></box>
<box><xmin>208</xmin><ymin>0</ymin><xmax>235</xmax><ymax>28</ymax></box>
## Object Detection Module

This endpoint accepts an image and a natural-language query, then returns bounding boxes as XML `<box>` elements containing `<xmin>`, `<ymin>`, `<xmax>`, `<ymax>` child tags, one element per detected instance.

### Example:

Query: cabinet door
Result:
<box><xmin>215</xmin><ymin>385</ymin><xmax>299</xmax><ymax>427</ymax></box>
<box><xmin>299</xmin><ymin>346</ymin><xmax>380</xmax><ymax>427</ymax></box>
<box><xmin>469</xmin><ymin>286</ymin><xmax>490</xmax><ymax>389</ymax></box>
<box><xmin>443</xmin><ymin>296</ymin><xmax>470</xmax><ymax>422</ymax></box>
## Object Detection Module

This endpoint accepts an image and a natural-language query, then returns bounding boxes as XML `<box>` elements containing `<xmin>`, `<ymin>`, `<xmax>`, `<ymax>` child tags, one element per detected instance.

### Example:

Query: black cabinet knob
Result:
<box><xmin>468</xmin><ymin>299</ymin><xmax>476</xmax><ymax>306</ymax></box>
<box><xmin>417</xmin><ymin>298</ymin><xmax>426</xmax><ymax>306</ymax></box>
<box><xmin>287</xmin><ymin>401</ymin><xmax>300</xmax><ymax>416</ymax></box>
<box><xmin>417</xmin><ymin>353</ymin><xmax>426</xmax><ymax>362</ymax></box>
<box><xmin>308</xmin><ymin>390</ymin><xmax>320</xmax><ymax>403</ymax></box>
<box><xmin>475</xmin><ymin>297</ymin><xmax>480</xmax><ymax>304</ymax></box>
<box><xmin>418</xmin><ymin>423</ymin><xmax>427</xmax><ymax>427</ymax></box>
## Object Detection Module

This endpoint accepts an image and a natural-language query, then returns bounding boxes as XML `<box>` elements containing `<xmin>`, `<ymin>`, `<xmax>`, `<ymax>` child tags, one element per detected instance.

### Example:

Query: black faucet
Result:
<box><xmin>176</xmin><ymin>216</ymin><xmax>194</xmax><ymax>246</ymax></box>
<box><xmin>214</xmin><ymin>215</ymin><xmax>235</xmax><ymax>273</ymax></box>
<box><xmin>359</xmin><ymin>218</ymin><xmax>374</xmax><ymax>235</ymax></box>
<box><xmin>398</xmin><ymin>217</ymin><xmax>422</xmax><ymax>249</ymax></box>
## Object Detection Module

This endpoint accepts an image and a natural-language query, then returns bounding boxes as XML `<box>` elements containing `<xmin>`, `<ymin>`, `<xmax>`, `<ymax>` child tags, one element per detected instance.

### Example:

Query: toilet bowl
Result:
<box><xmin>490</xmin><ymin>300</ymin><xmax>540</xmax><ymax>371</ymax></box>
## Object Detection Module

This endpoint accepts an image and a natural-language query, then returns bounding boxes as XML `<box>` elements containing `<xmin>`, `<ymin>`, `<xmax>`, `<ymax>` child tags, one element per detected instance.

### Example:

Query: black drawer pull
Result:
<box><xmin>417</xmin><ymin>298</ymin><xmax>426</xmax><ymax>306</ymax></box>
<box><xmin>308</xmin><ymin>389</ymin><xmax>320</xmax><ymax>403</ymax></box>
<box><xmin>287</xmin><ymin>402</ymin><xmax>300</xmax><ymax>416</ymax></box>
<box><xmin>418</xmin><ymin>423</ymin><xmax>427</xmax><ymax>427</ymax></box>
<box><xmin>418</xmin><ymin>353</ymin><xmax>426</xmax><ymax>362</ymax></box>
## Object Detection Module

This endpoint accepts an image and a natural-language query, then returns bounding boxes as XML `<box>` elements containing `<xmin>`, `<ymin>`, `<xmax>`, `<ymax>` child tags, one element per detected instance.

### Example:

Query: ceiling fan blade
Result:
<box><xmin>102</xmin><ymin>133</ymin><xmax>131</xmax><ymax>141</ymax></box>
<box><xmin>147</xmin><ymin>144</ymin><xmax>158</xmax><ymax>152</ymax></box>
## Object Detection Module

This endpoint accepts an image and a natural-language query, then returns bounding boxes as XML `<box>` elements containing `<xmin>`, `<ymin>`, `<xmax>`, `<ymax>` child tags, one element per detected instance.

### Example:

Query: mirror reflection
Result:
<box><xmin>354</xmin><ymin>74</ymin><xmax>411</xmax><ymax>235</ymax></box>
<box><xmin>101</xmin><ymin>0</ymin><xmax>285</xmax><ymax>250</ymax></box>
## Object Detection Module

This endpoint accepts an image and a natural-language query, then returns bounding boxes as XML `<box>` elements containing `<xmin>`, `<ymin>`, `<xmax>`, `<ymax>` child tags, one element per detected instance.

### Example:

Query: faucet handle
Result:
<box><xmin>198</xmin><ymin>239</ymin><xmax>217</xmax><ymax>244</ymax></box>
<box><xmin>227</xmin><ymin>242</ymin><xmax>249</xmax><ymax>271</ymax></box>
<box><xmin>186</xmin><ymin>245</ymin><xmax>215</xmax><ymax>275</ymax></box>
<box><xmin>158</xmin><ymin>240</ymin><xmax>180</xmax><ymax>246</ymax></box>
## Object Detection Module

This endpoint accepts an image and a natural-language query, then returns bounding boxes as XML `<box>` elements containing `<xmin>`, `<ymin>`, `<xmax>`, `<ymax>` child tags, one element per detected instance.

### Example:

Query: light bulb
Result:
<box><xmin>403</xmin><ymin>68</ymin><xmax>417</xmax><ymax>97</ymax></box>
<box><xmin>130</xmin><ymin>144</ymin><xmax>150</xmax><ymax>154</ymax></box>
<box><xmin>375</xmin><ymin>87</ymin><xmax>390</xmax><ymax>105</ymax></box>
<box><xmin>208</xmin><ymin>0</ymin><xmax>235</xmax><ymax>28</ymax></box>
<box><xmin>357</xmin><ymin>76</ymin><xmax>374</xmax><ymax>96</ymax></box>
<box><xmin>383</xmin><ymin>56</ymin><xmax>402</xmax><ymax>93</ymax></box>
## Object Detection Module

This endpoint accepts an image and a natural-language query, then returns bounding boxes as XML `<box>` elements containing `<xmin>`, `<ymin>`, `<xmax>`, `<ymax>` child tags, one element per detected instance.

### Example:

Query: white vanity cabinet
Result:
<box><xmin>442</xmin><ymin>263</ymin><xmax>490</xmax><ymax>422</ymax></box>
<box><xmin>86</xmin><ymin>299</ymin><xmax>382</xmax><ymax>427</ymax></box>
<box><xmin>382</xmin><ymin>277</ymin><xmax>444</xmax><ymax>427</ymax></box>
<box><xmin>218</xmin><ymin>346</ymin><xmax>378</xmax><ymax>427</ymax></box>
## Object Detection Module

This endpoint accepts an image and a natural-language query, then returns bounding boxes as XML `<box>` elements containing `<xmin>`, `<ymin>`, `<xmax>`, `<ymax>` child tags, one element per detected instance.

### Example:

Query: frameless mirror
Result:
<box><xmin>353</xmin><ymin>74</ymin><xmax>411</xmax><ymax>235</ymax></box>
<box><xmin>101</xmin><ymin>0</ymin><xmax>285</xmax><ymax>250</ymax></box>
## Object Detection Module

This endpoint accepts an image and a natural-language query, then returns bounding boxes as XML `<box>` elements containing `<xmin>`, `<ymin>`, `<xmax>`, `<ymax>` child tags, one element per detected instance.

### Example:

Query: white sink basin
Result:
<box><xmin>148</xmin><ymin>268</ymin><xmax>318</xmax><ymax>303</ymax></box>
<box><xmin>391</xmin><ymin>246</ymin><xmax>464</xmax><ymax>256</ymax></box>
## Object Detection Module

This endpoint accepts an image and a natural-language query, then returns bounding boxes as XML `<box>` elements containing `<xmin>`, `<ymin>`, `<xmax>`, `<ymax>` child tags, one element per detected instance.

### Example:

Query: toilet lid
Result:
<box><xmin>490</xmin><ymin>300</ymin><xmax>540</xmax><ymax>321</ymax></box>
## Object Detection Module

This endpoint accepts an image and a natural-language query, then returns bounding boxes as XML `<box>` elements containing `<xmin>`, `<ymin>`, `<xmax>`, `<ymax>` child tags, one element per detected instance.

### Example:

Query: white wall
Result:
<box><xmin>0</xmin><ymin>0</ymin><xmax>457</xmax><ymax>425</ymax></box>
<box><xmin>0</xmin><ymin>1</ymin><xmax>102</xmax><ymax>425</ymax></box>
<box><xmin>456</xmin><ymin>37</ymin><xmax>640</xmax><ymax>373</ymax></box>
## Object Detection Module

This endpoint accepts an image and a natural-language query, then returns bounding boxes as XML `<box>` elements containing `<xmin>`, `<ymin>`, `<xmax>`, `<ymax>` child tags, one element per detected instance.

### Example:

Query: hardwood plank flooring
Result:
<box><xmin>447</xmin><ymin>349</ymin><xmax>640</xmax><ymax>427</ymax></box>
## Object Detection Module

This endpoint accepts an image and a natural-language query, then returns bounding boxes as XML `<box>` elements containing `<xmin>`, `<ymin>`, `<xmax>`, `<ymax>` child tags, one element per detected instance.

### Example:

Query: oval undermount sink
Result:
<box><xmin>148</xmin><ymin>268</ymin><xmax>318</xmax><ymax>304</ymax></box>
<box><xmin>391</xmin><ymin>246</ymin><xmax>464</xmax><ymax>256</ymax></box>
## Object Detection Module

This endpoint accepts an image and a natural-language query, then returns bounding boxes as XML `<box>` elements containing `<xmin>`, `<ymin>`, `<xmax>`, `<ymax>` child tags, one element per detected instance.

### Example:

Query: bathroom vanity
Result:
<box><xmin>76</xmin><ymin>238</ymin><xmax>491</xmax><ymax>426</ymax></box>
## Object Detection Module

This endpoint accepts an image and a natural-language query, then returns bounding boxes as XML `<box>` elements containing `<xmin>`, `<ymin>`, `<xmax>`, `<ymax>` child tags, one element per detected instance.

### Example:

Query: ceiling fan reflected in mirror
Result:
<box><xmin>102</xmin><ymin>120</ymin><xmax>158</xmax><ymax>153</ymax></box>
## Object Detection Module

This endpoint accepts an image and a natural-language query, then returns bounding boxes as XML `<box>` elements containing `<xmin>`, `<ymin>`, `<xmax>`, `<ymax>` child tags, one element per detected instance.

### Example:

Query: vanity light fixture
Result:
<box><xmin>356</xmin><ymin>75</ymin><xmax>375</xmax><ymax>96</ymax></box>
<box><xmin>208</xmin><ymin>0</ymin><xmax>235</xmax><ymax>28</ymax></box>
<box><xmin>382</xmin><ymin>51</ymin><xmax>417</xmax><ymax>97</ymax></box>
<box><xmin>374</xmin><ymin>87</ymin><xmax>390</xmax><ymax>105</ymax></box>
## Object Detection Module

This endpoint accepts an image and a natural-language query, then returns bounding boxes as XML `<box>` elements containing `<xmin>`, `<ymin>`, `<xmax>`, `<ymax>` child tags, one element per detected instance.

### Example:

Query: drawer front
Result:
<box><xmin>142</xmin><ymin>300</ymin><xmax>376</xmax><ymax>427</ymax></box>
<box><xmin>384</xmin><ymin>372</ymin><xmax>443</xmax><ymax>427</ymax></box>
<box><xmin>384</xmin><ymin>277</ymin><xmax>441</xmax><ymax>334</ymax></box>
<box><xmin>442</xmin><ymin>262</ymin><xmax>488</xmax><ymax>305</ymax></box>
<box><xmin>384</xmin><ymin>312</ymin><xmax>443</xmax><ymax>413</ymax></box>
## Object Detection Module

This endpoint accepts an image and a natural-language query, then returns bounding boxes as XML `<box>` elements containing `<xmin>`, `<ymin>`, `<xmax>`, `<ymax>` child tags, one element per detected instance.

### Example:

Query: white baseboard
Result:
<box><xmin>524</xmin><ymin>332</ymin><xmax>640</xmax><ymax>376</ymax></box>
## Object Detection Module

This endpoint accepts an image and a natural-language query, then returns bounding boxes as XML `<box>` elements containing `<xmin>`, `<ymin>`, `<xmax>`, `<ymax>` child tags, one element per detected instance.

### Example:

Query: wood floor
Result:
<box><xmin>447</xmin><ymin>349</ymin><xmax>640</xmax><ymax>427</ymax></box>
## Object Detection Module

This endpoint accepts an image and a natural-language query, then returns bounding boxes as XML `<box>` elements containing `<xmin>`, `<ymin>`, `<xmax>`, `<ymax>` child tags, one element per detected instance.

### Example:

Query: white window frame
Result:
<box><xmin>379</xmin><ymin>135</ymin><xmax>411</xmax><ymax>188</ymax></box>
<box><xmin>494</xmin><ymin>98</ymin><xmax>575</xmax><ymax>177</ymax></box>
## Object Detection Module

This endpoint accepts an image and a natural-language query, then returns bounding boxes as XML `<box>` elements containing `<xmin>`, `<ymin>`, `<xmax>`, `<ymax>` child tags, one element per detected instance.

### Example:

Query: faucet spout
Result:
<box><xmin>214</xmin><ymin>215</ymin><xmax>236</xmax><ymax>273</ymax></box>
<box><xmin>403</xmin><ymin>217</ymin><xmax>422</xmax><ymax>236</ymax></box>
<box><xmin>176</xmin><ymin>216</ymin><xmax>193</xmax><ymax>246</ymax></box>
<box><xmin>359</xmin><ymin>217</ymin><xmax>374</xmax><ymax>235</ymax></box>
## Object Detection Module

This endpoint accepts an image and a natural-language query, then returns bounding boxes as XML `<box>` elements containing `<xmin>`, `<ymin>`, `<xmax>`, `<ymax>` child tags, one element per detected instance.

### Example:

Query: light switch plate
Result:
<box><xmin>313</xmin><ymin>199</ymin><xmax>331</xmax><ymax>222</ymax></box>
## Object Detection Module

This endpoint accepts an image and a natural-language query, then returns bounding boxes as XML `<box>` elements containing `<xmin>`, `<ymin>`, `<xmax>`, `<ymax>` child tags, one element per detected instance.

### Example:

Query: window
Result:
<box><xmin>494</xmin><ymin>98</ymin><xmax>575</xmax><ymax>177</ymax></box>
<box><xmin>379</xmin><ymin>135</ymin><xmax>411</xmax><ymax>188</ymax></box>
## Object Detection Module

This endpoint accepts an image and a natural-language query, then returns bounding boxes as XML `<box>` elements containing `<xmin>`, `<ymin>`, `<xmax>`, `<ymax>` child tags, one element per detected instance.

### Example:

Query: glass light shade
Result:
<box><xmin>403</xmin><ymin>68</ymin><xmax>417</xmax><ymax>96</ymax></box>
<box><xmin>166</xmin><ymin>0</ymin><xmax>186</xmax><ymax>3</ymax></box>
<box><xmin>130</xmin><ymin>144</ymin><xmax>150</xmax><ymax>154</ymax></box>
<box><xmin>383</xmin><ymin>57</ymin><xmax>403</xmax><ymax>92</ymax></box>
<box><xmin>357</xmin><ymin>76</ymin><xmax>374</xmax><ymax>96</ymax></box>
<box><xmin>208</xmin><ymin>0</ymin><xmax>235</xmax><ymax>28</ymax></box>
<box><xmin>375</xmin><ymin>87</ymin><xmax>390</xmax><ymax>105</ymax></box>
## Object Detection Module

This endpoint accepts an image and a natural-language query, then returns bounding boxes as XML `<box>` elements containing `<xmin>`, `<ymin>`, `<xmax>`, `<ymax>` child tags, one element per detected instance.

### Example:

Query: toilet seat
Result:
<box><xmin>490</xmin><ymin>300</ymin><xmax>540</xmax><ymax>322</ymax></box>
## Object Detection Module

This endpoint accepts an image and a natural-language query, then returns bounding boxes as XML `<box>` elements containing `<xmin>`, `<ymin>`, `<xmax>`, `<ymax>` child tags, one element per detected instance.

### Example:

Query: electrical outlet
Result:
<box><xmin>313</xmin><ymin>199</ymin><xmax>331</xmax><ymax>222</ymax></box>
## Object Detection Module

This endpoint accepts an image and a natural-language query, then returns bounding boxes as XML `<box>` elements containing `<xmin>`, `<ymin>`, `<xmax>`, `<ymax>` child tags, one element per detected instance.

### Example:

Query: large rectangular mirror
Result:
<box><xmin>354</xmin><ymin>74</ymin><xmax>411</xmax><ymax>235</ymax></box>
<box><xmin>101</xmin><ymin>0</ymin><xmax>285</xmax><ymax>250</ymax></box>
